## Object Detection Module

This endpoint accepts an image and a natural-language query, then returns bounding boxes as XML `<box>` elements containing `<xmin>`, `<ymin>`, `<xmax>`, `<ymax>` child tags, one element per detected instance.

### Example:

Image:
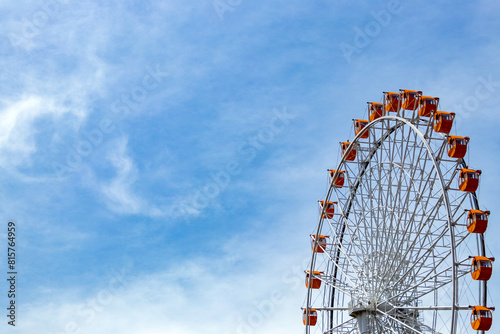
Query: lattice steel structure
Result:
<box><xmin>303</xmin><ymin>91</ymin><xmax>492</xmax><ymax>334</ymax></box>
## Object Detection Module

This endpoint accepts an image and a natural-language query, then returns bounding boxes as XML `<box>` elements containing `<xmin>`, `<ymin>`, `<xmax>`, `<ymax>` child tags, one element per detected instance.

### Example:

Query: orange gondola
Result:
<box><xmin>401</xmin><ymin>89</ymin><xmax>421</xmax><ymax>110</ymax></box>
<box><xmin>467</xmin><ymin>209</ymin><xmax>490</xmax><ymax>234</ymax></box>
<box><xmin>354</xmin><ymin>119</ymin><xmax>369</xmax><ymax>139</ymax></box>
<box><xmin>369</xmin><ymin>102</ymin><xmax>385</xmax><ymax>121</ymax></box>
<box><xmin>447</xmin><ymin>136</ymin><xmax>469</xmax><ymax>159</ymax></box>
<box><xmin>471</xmin><ymin>256</ymin><xmax>493</xmax><ymax>281</ymax></box>
<box><xmin>329</xmin><ymin>170</ymin><xmax>345</xmax><ymax>188</ymax></box>
<box><xmin>303</xmin><ymin>309</ymin><xmax>317</xmax><ymax>326</ymax></box>
<box><xmin>433</xmin><ymin>111</ymin><xmax>455</xmax><ymax>133</ymax></box>
<box><xmin>341</xmin><ymin>141</ymin><xmax>357</xmax><ymax>161</ymax></box>
<box><xmin>458</xmin><ymin>169</ymin><xmax>481</xmax><ymax>192</ymax></box>
<box><xmin>418</xmin><ymin>95</ymin><xmax>439</xmax><ymax>117</ymax></box>
<box><xmin>471</xmin><ymin>306</ymin><xmax>493</xmax><ymax>331</ymax></box>
<box><xmin>384</xmin><ymin>92</ymin><xmax>400</xmax><ymax>112</ymax></box>
<box><xmin>320</xmin><ymin>201</ymin><xmax>336</xmax><ymax>219</ymax></box>
<box><xmin>305</xmin><ymin>271</ymin><xmax>323</xmax><ymax>289</ymax></box>
<box><xmin>311</xmin><ymin>234</ymin><xmax>328</xmax><ymax>253</ymax></box>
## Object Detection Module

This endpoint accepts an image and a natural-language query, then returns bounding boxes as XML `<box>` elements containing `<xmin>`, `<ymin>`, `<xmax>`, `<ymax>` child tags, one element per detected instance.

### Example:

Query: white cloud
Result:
<box><xmin>99</xmin><ymin>137</ymin><xmax>150</xmax><ymax>215</ymax></box>
<box><xmin>19</xmin><ymin>231</ymin><xmax>309</xmax><ymax>334</ymax></box>
<box><xmin>0</xmin><ymin>95</ymin><xmax>78</xmax><ymax>168</ymax></box>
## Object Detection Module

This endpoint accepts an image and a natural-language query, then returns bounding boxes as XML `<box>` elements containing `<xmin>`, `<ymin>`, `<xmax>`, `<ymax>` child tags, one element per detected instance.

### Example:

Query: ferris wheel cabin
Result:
<box><xmin>354</xmin><ymin>119</ymin><xmax>369</xmax><ymax>138</ymax></box>
<box><xmin>471</xmin><ymin>256</ymin><xmax>494</xmax><ymax>281</ymax></box>
<box><xmin>471</xmin><ymin>306</ymin><xmax>493</xmax><ymax>331</ymax></box>
<box><xmin>418</xmin><ymin>95</ymin><xmax>439</xmax><ymax>117</ymax></box>
<box><xmin>305</xmin><ymin>271</ymin><xmax>323</xmax><ymax>289</ymax></box>
<box><xmin>433</xmin><ymin>111</ymin><xmax>455</xmax><ymax>133</ymax></box>
<box><xmin>311</xmin><ymin>234</ymin><xmax>328</xmax><ymax>253</ymax></box>
<box><xmin>401</xmin><ymin>89</ymin><xmax>421</xmax><ymax>110</ymax></box>
<box><xmin>458</xmin><ymin>168</ymin><xmax>481</xmax><ymax>192</ymax></box>
<box><xmin>320</xmin><ymin>200</ymin><xmax>336</xmax><ymax>219</ymax></box>
<box><xmin>384</xmin><ymin>91</ymin><xmax>400</xmax><ymax>112</ymax></box>
<box><xmin>467</xmin><ymin>209</ymin><xmax>490</xmax><ymax>234</ymax></box>
<box><xmin>341</xmin><ymin>141</ymin><xmax>357</xmax><ymax>161</ymax></box>
<box><xmin>303</xmin><ymin>309</ymin><xmax>317</xmax><ymax>326</ymax></box>
<box><xmin>369</xmin><ymin>102</ymin><xmax>385</xmax><ymax>121</ymax></box>
<box><xmin>329</xmin><ymin>169</ymin><xmax>345</xmax><ymax>188</ymax></box>
<box><xmin>447</xmin><ymin>136</ymin><xmax>470</xmax><ymax>159</ymax></box>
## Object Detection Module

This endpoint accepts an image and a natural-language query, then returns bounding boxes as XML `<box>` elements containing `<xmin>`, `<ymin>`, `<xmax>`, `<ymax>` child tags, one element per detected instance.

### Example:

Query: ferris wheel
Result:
<box><xmin>303</xmin><ymin>90</ymin><xmax>494</xmax><ymax>334</ymax></box>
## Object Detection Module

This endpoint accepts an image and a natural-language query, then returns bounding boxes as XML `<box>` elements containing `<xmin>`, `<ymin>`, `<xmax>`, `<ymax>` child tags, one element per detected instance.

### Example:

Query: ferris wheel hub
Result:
<box><xmin>348</xmin><ymin>301</ymin><xmax>371</xmax><ymax>334</ymax></box>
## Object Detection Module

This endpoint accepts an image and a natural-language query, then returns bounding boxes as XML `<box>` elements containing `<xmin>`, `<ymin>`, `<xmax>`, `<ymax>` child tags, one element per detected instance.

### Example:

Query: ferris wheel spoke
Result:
<box><xmin>399</xmin><ymin>144</ymin><xmax>438</xmax><ymax>227</ymax></box>
<box><xmin>379</xmin><ymin>188</ymin><xmax>452</xmax><ymax>292</ymax></box>
<box><xmin>376</xmin><ymin>308</ymin><xmax>425</xmax><ymax>334</ymax></box>
<box><xmin>384</xmin><ymin>268</ymin><xmax>452</xmax><ymax>305</ymax></box>
<box><xmin>392</xmin><ymin>220</ymin><xmax>448</xmax><ymax>281</ymax></box>
<box><xmin>434</xmin><ymin>134</ymin><xmax>449</xmax><ymax>161</ymax></box>
<box><xmin>380</xmin><ymin>226</ymin><xmax>451</xmax><ymax>297</ymax></box>
<box><xmin>447</xmin><ymin>193</ymin><xmax>469</xmax><ymax>222</ymax></box>
<box><xmin>376</xmin><ymin>136</ymin><xmax>429</xmax><ymax>268</ymax></box>
<box><xmin>443</xmin><ymin>166</ymin><xmax>461</xmax><ymax>190</ymax></box>
<box><xmin>322</xmin><ymin>249</ymin><xmax>362</xmax><ymax>291</ymax></box>
<box><xmin>323</xmin><ymin>315</ymin><xmax>357</xmax><ymax>333</ymax></box>
<box><xmin>377</xmin><ymin>208</ymin><xmax>423</xmax><ymax>284</ymax></box>
<box><xmin>325</xmin><ymin>218</ymin><xmax>367</xmax><ymax>265</ymax></box>
<box><xmin>372</xmin><ymin>316</ymin><xmax>395</xmax><ymax>333</ymax></box>
<box><xmin>367</xmin><ymin>133</ymin><xmax>444</xmax><ymax>297</ymax></box>
<box><xmin>390</xmin><ymin>259</ymin><xmax>472</xmax><ymax>307</ymax></box>
<box><xmin>321</xmin><ymin>281</ymin><xmax>357</xmax><ymax>300</ymax></box>
<box><xmin>321</xmin><ymin>232</ymin><xmax>371</xmax><ymax>296</ymax></box>
<box><xmin>336</xmin><ymin>212</ymin><xmax>370</xmax><ymax>259</ymax></box>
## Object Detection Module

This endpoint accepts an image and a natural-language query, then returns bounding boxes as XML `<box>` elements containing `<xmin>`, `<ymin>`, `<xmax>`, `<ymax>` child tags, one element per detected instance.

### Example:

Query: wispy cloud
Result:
<box><xmin>0</xmin><ymin>95</ymin><xmax>79</xmax><ymax>168</ymax></box>
<box><xmin>98</xmin><ymin>137</ymin><xmax>162</xmax><ymax>216</ymax></box>
<box><xmin>20</xmin><ymin>229</ymin><xmax>309</xmax><ymax>334</ymax></box>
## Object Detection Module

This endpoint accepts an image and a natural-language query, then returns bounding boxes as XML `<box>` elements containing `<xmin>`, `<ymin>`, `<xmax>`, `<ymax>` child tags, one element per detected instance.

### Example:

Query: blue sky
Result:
<box><xmin>1</xmin><ymin>0</ymin><xmax>500</xmax><ymax>333</ymax></box>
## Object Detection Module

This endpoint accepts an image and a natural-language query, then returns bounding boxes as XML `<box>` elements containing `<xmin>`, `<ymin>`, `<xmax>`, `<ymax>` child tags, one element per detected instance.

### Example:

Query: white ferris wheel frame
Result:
<box><xmin>304</xmin><ymin>114</ymin><xmax>488</xmax><ymax>334</ymax></box>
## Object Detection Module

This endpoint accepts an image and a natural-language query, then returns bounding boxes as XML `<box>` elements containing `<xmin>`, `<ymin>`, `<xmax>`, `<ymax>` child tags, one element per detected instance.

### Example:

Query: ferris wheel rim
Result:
<box><xmin>305</xmin><ymin>115</ymin><xmax>469</xmax><ymax>333</ymax></box>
